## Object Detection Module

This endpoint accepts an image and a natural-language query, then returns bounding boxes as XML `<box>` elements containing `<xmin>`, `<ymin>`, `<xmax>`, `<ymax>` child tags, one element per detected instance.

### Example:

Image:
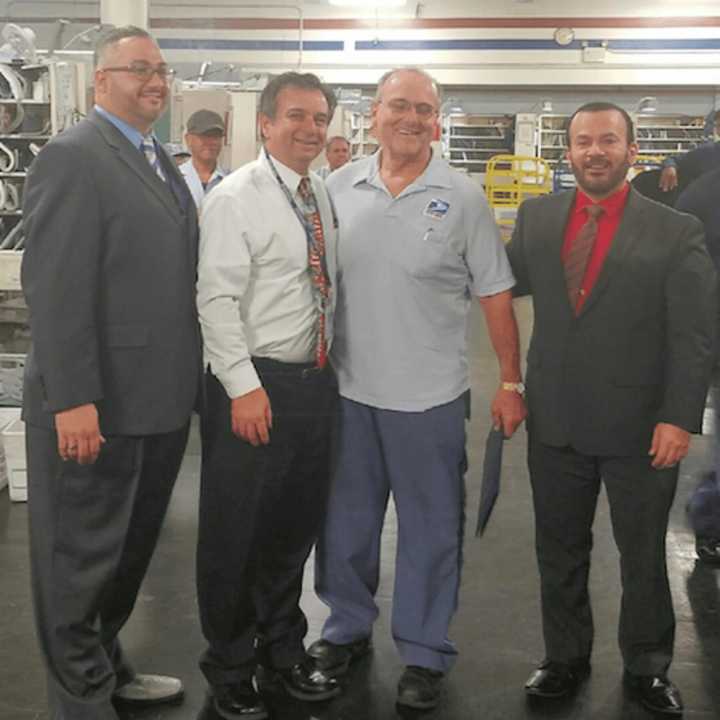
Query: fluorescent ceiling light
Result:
<box><xmin>329</xmin><ymin>1</ymin><xmax>406</xmax><ymax>7</ymax></box>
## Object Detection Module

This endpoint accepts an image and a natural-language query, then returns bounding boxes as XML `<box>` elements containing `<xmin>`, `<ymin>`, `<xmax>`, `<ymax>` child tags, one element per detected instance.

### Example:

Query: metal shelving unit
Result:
<box><xmin>442</xmin><ymin>114</ymin><xmax>514</xmax><ymax>180</ymax></box>
<box><xmin>349</xmin><ymin>109</ymin><xmax>377</xmax><ymax>159</ymax></box>
<box><xmin>536</xmin><ymin>114</ymin><xmax>569</xmax><ymax>167</ymax></box>
<box><xmin>0</xmin><ymin>60</ymin><xmax>84</xmax><ymax>361</ymax></box>
<box><xmin>634</xmin><ymin>114</ymin><xmax>706</xmax><ymax>156</ymax></box>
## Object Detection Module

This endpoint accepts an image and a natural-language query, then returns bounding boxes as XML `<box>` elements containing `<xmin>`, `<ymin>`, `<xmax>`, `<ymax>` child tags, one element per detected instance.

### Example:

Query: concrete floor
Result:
<box><xmin>1</xmin><ymin>297</ymin><xmax>720</xmax><ymax>720</ymax></box>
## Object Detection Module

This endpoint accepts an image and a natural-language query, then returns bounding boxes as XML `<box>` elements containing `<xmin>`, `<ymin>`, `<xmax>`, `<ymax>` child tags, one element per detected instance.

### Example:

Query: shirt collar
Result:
<box><xmin>260</xmin><ymin>149</ymin><xmax>307</xmax><ymax>194</ymax></box>
<box><xmin>354</xmin><ymin>148</ymin><xmax>454</xmax><ymax>191</ymax></box>
<box><xmin>182</xmin><ymin>160</ymin><xmax>227</xmax><ymax>182</ymax></box>
<box><xmin>94</xmin><ymin>104</ymin><xmax>150</xmax><ymax>150</ymax></box>
<box><xmin>574</xmin><ymin>182</ymin><xmax>631</xmax><ymax>218</ymax></box>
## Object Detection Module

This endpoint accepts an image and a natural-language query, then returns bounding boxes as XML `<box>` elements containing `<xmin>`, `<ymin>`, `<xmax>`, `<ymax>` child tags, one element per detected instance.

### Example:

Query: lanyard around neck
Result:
<box><xmin>264</xmin><ymin>148</ymin><xmax>332</xmax><ymax>285</ymax></box>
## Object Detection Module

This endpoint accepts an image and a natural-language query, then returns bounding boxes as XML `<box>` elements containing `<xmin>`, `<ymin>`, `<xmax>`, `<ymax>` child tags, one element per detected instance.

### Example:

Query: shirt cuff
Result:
<box><xmin>213</xmin><ymin>359</ymin><xmax>262</xmax><ymax>399</ymax></box>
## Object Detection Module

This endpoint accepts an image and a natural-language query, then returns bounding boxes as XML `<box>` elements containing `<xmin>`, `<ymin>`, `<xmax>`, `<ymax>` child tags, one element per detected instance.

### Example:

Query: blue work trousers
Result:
<box><xmin>314</xmin><ymin>394</ymin><xmax>467</xmax><ymax>673</ymax></box>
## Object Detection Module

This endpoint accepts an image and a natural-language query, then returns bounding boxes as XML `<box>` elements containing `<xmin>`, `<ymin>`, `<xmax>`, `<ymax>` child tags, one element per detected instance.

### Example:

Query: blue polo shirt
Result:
<box><xmin>327</xmin><ymin>151</ymin><xmax>514</xmax><ymax>412</ymax></box>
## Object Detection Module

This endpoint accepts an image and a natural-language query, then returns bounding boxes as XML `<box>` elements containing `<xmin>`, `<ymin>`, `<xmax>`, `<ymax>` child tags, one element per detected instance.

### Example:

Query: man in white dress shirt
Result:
<box><xmin>179</xmin><ymin>109</ymin><xmax>228</xmax><ymax>209</ymax></box>
<box><xmin>195</xmin><ymin>72</ymin><xmax>340</xmax><ymax>720</ymax></box>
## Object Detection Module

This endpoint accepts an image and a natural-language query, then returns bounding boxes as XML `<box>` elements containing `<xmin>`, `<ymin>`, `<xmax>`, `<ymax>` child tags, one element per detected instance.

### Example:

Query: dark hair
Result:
<box><xmin>565</xmin><ymin>101</ymin><xmax>635</xmax><ymax>146</ymax></box>
<box><xmin>259</xmin><ymin>72</ymin><xmax>337</xmax><ymax>122</ymax></box>
<box><xmin>94</xmin><ymin>25</ymin><xmax>154</xmax><ymax>68</ymax></box>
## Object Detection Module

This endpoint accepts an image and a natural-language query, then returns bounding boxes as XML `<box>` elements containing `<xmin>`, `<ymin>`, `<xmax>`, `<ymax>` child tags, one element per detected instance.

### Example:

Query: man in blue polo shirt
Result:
<box><xmin>309</xmin><ymin>67</ymin><xmax>526</xmax><ymax>711</ymax></box>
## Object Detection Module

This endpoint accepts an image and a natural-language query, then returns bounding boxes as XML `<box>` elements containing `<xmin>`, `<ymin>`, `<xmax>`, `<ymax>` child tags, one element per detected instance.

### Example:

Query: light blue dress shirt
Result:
<box><xmin>94</xmin><ymin>104</ymin><xmax>158</xmax><ymax>152</ymax></box>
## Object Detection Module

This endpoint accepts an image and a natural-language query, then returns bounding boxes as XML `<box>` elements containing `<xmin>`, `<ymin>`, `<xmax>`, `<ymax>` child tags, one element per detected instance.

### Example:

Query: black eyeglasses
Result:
<box><xmin>101</xmin><ymin>63</ymin><xmax>176</xmax><ymax>83</ymax></box>
<box><xmin>379</xmin><ymin>99</ymin><xmax>438</xmax><ymax>119</ymax></box>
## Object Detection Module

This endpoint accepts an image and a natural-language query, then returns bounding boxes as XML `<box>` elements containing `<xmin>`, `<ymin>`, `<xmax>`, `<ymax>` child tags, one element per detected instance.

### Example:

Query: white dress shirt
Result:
<box><xmin>180</xmin><ymin>159</ymin><xmax>227</xmax><ymax>209</ymax></box>
<box><xmin>197</xmin><ymin>151</ymin><xmax>337</xmax><ymax>399</ymax></box>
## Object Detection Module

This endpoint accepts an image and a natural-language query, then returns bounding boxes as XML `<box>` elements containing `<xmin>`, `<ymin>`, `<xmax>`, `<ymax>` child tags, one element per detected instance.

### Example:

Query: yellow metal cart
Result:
<box><xmin>485</xmin><ymin>155</ymin><xmax>553</xmax><ymax>240</ymax></box>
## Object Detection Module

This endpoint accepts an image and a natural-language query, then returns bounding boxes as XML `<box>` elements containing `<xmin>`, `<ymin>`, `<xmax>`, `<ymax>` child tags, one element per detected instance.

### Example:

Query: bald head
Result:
<box><xmin>374</xmin><ymin>68</ymin><xmax>441</xmax><ymax>105</ymax></box>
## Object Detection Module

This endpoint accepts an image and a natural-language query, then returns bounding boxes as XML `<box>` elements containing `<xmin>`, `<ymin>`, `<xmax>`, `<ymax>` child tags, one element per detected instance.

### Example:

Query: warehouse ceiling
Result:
<box><xmin>3</xmin><ymin>0</ymin><xmax>720</xmax><ymax>20</ymax></box>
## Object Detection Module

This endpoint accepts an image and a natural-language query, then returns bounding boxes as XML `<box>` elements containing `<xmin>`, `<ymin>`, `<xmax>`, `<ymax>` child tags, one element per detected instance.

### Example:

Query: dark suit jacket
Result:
<box><xmin>666</xmin><ymin>141</ymin><xmax>720</xmax><ymax>189</ymax></box>
<box><xmin>507</xmin><ymin>187</ymin><xmax>717</xmax><ymax>456</ymax></box>
<box><xmin>21</xmin><ymin>109</ymin><xmax>202</xmax><ymax>435</ymax></box>
<box><xmin>676</xmin><ymin>166</ymin><xmax>720</xmax><ymax>271</ymax></box>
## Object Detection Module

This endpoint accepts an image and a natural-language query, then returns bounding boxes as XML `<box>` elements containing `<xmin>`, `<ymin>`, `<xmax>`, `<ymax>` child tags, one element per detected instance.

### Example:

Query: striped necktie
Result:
<box><xmin>564</xmin><ymin>203</ymin><xmax>604</xmax><ymax>314</ymax></box>
<box><xmin>140</xmin><ymin>136</ymin><xmax>166</xmax><ymax>182</ymax></box>
<box><xmin>297</xmin><ymin>176</ymin><xmax>330</xmax><ymax>368</ymax></box>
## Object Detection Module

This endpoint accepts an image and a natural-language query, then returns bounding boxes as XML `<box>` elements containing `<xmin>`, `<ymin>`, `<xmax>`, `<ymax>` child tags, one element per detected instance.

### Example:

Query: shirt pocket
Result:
<box><xmin>399</xmin><ymin>223</ymin><xmax>458</xmax><ymax>280</ymax></box>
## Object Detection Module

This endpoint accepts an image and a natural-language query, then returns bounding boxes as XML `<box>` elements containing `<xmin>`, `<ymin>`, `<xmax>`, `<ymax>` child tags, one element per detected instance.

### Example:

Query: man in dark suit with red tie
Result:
<box><xmin>507</xmin><ymin>102</ymin><xmax>717</xmax><ymax>716</ymax></box>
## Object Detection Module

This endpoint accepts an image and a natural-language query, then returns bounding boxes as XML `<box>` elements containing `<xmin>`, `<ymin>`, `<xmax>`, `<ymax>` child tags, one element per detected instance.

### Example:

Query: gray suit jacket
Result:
<box><xmin>21</xmin><ymin>109</ymin><xmax>202</xmax><ymax>435</ymax></box>
<box><xmin>507</xmin><ymin>187</ymin><xmax>717</xmax><ymax>456</ymax></box>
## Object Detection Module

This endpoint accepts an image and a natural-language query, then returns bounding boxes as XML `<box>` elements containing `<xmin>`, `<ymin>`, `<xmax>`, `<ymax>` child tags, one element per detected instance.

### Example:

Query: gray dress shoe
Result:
<box><xmin>113</xmin><ymin>674</ymin><xmax>185</xmax><ymax>706</ymax></box>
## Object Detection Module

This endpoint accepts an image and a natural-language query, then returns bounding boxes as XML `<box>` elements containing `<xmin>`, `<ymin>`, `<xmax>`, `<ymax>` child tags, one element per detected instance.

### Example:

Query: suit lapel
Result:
<box><xmin>88</xmin><ymin>110</ymin><xmax>183</xmax><ymax>226</ymax></box>
<box><xmin>543</xmin><ymin>189</ymin><xmax>576</xmax><ymax>314</ymax></box>
<box><xmin>577</xmin><ymin>187</ymin><xmax>644</xmax><ymax>318</ymax></box>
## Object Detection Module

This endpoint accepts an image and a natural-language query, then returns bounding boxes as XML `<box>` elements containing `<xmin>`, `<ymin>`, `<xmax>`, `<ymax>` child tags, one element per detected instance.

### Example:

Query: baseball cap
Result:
<box><xmin>186</xmin><ymin>109</ymin><xmax>226</xmax><ymax>135</ymax></box>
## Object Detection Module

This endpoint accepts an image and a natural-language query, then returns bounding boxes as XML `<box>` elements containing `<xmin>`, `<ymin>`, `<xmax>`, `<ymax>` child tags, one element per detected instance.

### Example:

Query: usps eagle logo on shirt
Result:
<box><xmin>423</xmin><ymin>198</ymin><xmax>450</xmax><ymax>220</ymax></box>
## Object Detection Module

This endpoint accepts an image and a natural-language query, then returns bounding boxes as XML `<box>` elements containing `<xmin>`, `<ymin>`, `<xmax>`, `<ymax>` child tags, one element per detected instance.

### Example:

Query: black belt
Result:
<box><xmin>252</xmin><ymin>356</ymin><xmax>326</xmax><ymax>380</ymax></box>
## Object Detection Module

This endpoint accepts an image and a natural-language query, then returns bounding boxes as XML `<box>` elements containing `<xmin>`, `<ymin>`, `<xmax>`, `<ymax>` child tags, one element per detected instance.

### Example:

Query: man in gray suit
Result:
<box><xmin>21</xmin><ymin>26</ymin><xmax>201</xmax><ymax>720</ymax></box>
<box><xmin>507</xmin><ymin>102</ymin><xmax>716</xmax><ymax>716</ymax></box>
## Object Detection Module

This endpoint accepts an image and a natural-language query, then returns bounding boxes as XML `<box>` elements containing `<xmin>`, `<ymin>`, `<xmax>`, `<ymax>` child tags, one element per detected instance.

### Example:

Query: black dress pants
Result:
<box><xmin>528</xmin><ymin>434</ymin><xmax>678</xmax><ymax>676</ymax></box>
<box><xmin>27</xmin><ymin>422</ymin><xmax>190</xmax><ymax>720</ymax></box>
<box><xmin>197</xmin><ymin>360</ymin><xmax>337</xmax><ymax>687</ymax></box>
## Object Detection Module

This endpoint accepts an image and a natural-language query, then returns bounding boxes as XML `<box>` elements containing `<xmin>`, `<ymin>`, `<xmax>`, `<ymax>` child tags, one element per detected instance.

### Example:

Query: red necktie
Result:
<box><xmin>564</xmin><ymin>204</ymin><xmax>604</xmax><ymax>314</ymax></box>
<box><xmin>297</xmin><ymin>177</ymin><xmax>330</xmax><ymax>368</ymax></box>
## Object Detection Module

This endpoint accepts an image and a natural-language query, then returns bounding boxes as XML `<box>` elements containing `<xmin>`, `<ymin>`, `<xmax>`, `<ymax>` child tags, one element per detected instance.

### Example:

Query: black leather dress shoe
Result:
<box><xmin>212</xmin><ymin>683</ymin><xmax>269</xmax><ymax>720</ymax></box>
<box><xmin>696</xmin><ymin>536</ymin><xmax>720</xmax><ymax>564</ymax></box>
<box><xmin>306</xmin><ymin>637</ymin><xmax>372</xmax><ymax>677</ymax></box>
<box><xmin>525</xmin><ymin>659</ymin><xmax>591</xmax><ymax>698</ymax></box>
<box><xmin>396</xmin><ymin>666</ymin><xmax>444</xmax><ymax>710</ymax></box>
<box><xmin>624</xmin><ymin>672</ymin><xmax>684</xmax><ymax>715</ymax></box>
<box><xmin>265</xmin><ymin>659</ymin><xmax>341</xmax><ymax>702</ymax></box>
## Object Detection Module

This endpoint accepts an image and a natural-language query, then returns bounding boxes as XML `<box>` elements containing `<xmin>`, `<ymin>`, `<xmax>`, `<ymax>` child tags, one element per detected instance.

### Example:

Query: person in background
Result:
<box><xmin>658</xmin><ymin>109</ymin><xmax>720</xmax><ymax>195</ymax></box>
<box><xmin>507</xmin><ymin>101</ymin><xmax>716</xmax><ymax>717</ymax></box>
<box><xmin>316</xmin><ymin>135</ymin><xmax>350</xmax><ymax>179</ymax></box>
<box><xmin>196</xmin><ymin>71</ymin><xmax>341</xmax><ymax>720</ymax></box>
<box><xmin>165</xmin><ymin>141</ymin><xmax>191</xmax><ymax>166</ymax></box>
<box><xmin>180</xmin><ymin>108</ymin><xmax>228</xmax><ymax>209</ymax></box>
<box><xmin>675</xmin><ymin>168</ymin><xmax>720</xmax><ymax>564</ymax></box>
<box><xmin>309</xmin><ymin>67</ymin><xmax>526</xmax><ymax>711</ymax></box>
<box><xmin>21</xmin><ymin>25</ymin><xmax>201</xmax><ymax>720</ymax></box>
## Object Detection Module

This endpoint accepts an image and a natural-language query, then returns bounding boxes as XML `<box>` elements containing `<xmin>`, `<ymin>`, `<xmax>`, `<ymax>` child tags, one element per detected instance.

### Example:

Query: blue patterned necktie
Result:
<box><xmin>140</xmin><ymin>136</ymin><xmax>166</xmax><ymax>182</ymax></box>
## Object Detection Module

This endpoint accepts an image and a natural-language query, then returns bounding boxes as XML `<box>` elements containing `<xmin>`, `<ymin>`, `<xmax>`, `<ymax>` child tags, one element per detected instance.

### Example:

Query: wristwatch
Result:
<box><xmin>501</xmin><ymin>381</ymin><xmax>525</xmax><ymax>394</ymax></box>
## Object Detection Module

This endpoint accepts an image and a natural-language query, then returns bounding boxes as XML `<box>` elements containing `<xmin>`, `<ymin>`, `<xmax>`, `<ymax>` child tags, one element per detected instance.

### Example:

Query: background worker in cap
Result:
<box><xmin>165</xmin><ymin>142</ymin><xmax>191</xmax><ymax>167</ymax></box>
<box><xmin>180</xmin><ymin>108</ymin><xmax>228</xmax><ymax>208</ymax></box>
